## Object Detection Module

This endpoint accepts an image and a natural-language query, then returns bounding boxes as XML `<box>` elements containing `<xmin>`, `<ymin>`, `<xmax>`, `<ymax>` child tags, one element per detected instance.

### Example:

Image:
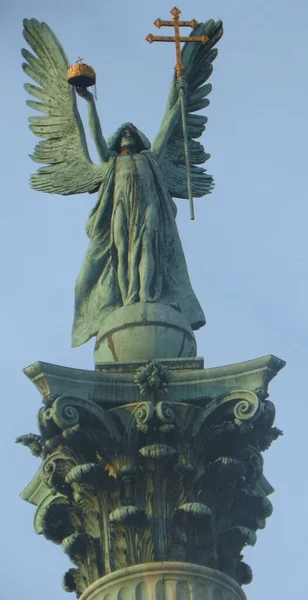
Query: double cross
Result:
<box><xmin>146</xmin><ymin>7</ymin><xmax>209</xmax><ymax>220</ymax></box>
<box><xmin>146</xmin><ymin>7</ymin><xmax>208</xmax><ymax>79</ymax></box>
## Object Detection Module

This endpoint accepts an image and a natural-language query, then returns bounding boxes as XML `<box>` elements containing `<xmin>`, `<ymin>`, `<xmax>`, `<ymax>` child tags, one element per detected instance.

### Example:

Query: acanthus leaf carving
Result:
<box><xmin>16</xmin><ymin>433</ymin><xmax>44</xmax><ymax>457</ymax></box>
<box><xmin>20</xmin><ymin>382</ymin><xmax>281</xmax><ymax>593</ymax></box>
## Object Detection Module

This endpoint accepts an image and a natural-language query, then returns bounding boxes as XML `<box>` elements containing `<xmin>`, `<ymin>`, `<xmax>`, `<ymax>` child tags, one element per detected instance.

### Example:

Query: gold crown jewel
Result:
<box><xmin>66</xmin><ymin>57</ymin><xmax>96</xmax><ymax>88</ymax></box>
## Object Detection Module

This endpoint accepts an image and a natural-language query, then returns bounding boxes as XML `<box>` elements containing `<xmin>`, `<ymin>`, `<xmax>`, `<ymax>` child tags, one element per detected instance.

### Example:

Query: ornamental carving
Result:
<box><xmin>18</xmin><ymin>381</ymin><xmax>282</xmax><ymax>597</ymax></box>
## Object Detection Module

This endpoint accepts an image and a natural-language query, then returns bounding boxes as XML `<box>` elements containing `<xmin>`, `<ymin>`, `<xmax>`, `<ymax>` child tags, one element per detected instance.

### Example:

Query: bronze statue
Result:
<box><xmin>22</xmin><ymin>17</ymin><xmax>223</xmax><ymax>347</ymax></box>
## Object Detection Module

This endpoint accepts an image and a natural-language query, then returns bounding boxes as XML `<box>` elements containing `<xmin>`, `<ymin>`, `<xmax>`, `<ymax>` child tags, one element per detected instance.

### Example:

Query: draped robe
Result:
<box><xmin>72</xmin><ymin>151</ymin><xmax>205</xmax><ymax>347</ymax></box>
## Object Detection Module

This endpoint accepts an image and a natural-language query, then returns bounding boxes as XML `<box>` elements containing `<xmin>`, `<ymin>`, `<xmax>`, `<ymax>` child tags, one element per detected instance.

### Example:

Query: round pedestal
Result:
<box><xmin>80</xmin><ymin>562</ymin><xmax>247</xmax><ymax>600</ymax></box>
<box><xmin>95</xmin><ymin>303</ymin><xmax>197</xmax><ymax>363</ymax></box>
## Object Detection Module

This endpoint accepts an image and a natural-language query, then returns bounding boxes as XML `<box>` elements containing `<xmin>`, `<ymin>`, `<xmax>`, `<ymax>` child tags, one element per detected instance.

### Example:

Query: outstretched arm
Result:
<box><xmin>152</xmin><ymin>99</ymin><xmax>181</xmax><ymax>156</ymax></box>
<box><xmin>152</xmin><ymin>80</ymin><xmax>186</xmax><ymax>156</ymax></box>
<box><xmin>76</xmin><ymin>88</ymin><xmax>110</xmax><ymax>162</ymax></box>
<box><xmin>151</xmin><ymin>78</ymin><xmax>186</xmax><ymax>156</ymax></box>
<box><xmin>152</xmin><ymin>101</ymin><xmax>180</xmax><ymax>155</ymax></box>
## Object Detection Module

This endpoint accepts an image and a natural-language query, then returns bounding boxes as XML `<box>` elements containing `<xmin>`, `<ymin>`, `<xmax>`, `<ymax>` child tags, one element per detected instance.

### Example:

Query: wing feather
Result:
<box><xmin>189</xmin><ymin>83</ymin><xmax>212</xmax><ymax>103</ymax></box>
<box><xmin>22</xmin><ymin>18</ymin><xmax>104</xmax><ymax>196</ymax></box>
<box><xmin>157</xmin><ymin>19</ymin><xmax>223</xmax><ymax>199</ymax></box>
<box><xmin>187</xmin><ymin>98</ymin><xmax>210</xmax><ymax>113</ymax></box>
<box><xmin>26</xmin><ymin>100</ymin><xmax>62</xmax><ymax>115</ymax></box>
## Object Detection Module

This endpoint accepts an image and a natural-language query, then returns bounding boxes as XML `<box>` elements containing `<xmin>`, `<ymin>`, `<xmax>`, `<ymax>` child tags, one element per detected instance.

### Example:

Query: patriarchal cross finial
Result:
<box><xmin>146</xmin><ymin>7</ymin><xmax>208</xmax><ymax>78</ymax></box>
<box><xmin>146</xmin><ymin>7</ymin><xmax>209</xmax><ymax>220</ymax></box>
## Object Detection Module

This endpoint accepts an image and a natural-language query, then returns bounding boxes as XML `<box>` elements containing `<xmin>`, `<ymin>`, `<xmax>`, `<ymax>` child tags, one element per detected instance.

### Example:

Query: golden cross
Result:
<box><xmin>146</xmin><ymin>6</ymin><xmax>208</xmax><ymax>78</ymax></box>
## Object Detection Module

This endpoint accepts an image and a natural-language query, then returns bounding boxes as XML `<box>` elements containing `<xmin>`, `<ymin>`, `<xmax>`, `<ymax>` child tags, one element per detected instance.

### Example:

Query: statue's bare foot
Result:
<box><xmin>142</xmin><ymin>296</ymin><xmax>158</xmax><ymax>303</ymax></box>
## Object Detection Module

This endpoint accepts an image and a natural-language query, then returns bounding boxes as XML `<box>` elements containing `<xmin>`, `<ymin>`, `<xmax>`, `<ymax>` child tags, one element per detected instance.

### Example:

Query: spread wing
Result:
<box><xmin>22</xmin><ymin>18</ymin><xmax>104</xmax><ymax>195</ymax></box>
<box><xmin>156</xmin><ymin>19</ymin><xmax>223</xmax><ymax>199</ymax></box>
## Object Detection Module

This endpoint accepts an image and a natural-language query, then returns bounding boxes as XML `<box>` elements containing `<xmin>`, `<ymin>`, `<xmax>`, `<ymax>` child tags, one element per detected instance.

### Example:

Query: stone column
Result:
<box><xmin>18</xmin><ymin>355</ymin><xmax>284</xmax><ymax>599</ymax></box>
<box><xmin>80</xmin><ymin>563</ymin><xmax>246</xmax><ymax>600</ymax></box>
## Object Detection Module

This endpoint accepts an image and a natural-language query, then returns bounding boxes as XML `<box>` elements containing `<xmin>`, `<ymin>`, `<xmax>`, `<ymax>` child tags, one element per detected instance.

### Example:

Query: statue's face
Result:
<box><xmin>120</xmin><ymin>129</ymin><xmax>137</xmax><ymax>152</ymax></box>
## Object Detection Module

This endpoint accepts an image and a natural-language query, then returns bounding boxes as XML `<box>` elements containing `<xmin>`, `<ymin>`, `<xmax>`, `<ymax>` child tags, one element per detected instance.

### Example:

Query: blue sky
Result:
<box><xmin>1</xmin><ymin>1</ymin><xmax>307</xmax><ymax>598</ymax></box>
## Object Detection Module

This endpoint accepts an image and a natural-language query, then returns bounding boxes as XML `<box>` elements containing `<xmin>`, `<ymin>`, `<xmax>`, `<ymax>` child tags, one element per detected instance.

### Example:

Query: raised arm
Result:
<box><xmin>76</xmin><ymin>88</ymin><xmax>110</xmax><ymax>162</ymax></box>
<box><xmin>152</xmin><ymin>100</ymin><xmax>181</xmax><ymax>156</ymax></box>
<box><xmin>151</xmin><ymin>86</ymin><xmax>182</xmax><ymax>156</ymax></box>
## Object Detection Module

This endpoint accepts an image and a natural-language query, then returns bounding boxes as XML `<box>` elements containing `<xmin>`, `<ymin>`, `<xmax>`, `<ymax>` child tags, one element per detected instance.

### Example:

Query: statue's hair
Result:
<box><xmin>108</xmin><ymin>123</ymin><xmax>151</xmax><ymax>153</ymax></box>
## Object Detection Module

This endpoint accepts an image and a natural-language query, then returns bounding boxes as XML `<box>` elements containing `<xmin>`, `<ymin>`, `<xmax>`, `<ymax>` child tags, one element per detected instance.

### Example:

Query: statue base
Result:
<box><xmin>95</xmin><ymin>302</ymin><xmax>197</xmax><ymax>363</ymax></box>
<box><xmin>79</xmin><ymin>562</ymin><xmax>247</xmax><ymax>600</ymax></box>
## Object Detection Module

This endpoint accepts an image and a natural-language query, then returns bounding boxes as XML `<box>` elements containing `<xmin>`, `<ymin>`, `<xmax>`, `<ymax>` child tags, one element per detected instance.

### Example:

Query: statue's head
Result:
<box><xmin>108</xmin><ymin>123</ymin><xmax>151</xmax><ymax>154</ymax></box>
<box><xmin>120</xmin><ymin>127</ymin><xmax>137</xmax><ymax>153</ymax></box>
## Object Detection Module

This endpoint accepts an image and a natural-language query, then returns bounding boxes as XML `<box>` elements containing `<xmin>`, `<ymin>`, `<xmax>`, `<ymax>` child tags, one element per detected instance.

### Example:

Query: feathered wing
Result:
<box><xmin>22</xmin><ymin>18</ymin><xmax>105</xmax><ymax>195</ymax></box>
<box><xmin>155</xmin><ymin>19</ymin><xmax>223</xmax><ymax>199</ymax></box>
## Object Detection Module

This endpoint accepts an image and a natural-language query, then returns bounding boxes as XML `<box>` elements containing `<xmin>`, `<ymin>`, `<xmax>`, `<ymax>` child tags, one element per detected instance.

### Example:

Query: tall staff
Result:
<box><xmin>146</xmin><ymin>7</ymin><xmax>209</xmax><ymax>220</ymax></box>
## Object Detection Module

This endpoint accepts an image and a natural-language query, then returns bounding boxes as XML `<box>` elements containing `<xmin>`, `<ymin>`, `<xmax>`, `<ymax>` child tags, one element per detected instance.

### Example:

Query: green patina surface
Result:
<box><xmin>22</xmin><ymin>18</ymin><xmax>222</xmax><ymax>349</ymax></box>
<box><xmin>19</xmin><ymin>15</ymin><xmax>286</xmax><ymax>600</ymax></box>
<box><xmin>18</xmin><ymin>356</ymin><xmax>285</xmax><ymax>597</ymax></box>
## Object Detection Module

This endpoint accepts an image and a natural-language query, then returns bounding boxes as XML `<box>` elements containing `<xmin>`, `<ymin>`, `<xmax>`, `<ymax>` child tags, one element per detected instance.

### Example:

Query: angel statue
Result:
<box><xmin>22</xmin><ymin>18</ymin><xmax>223</xmax><ymax>348</ymax></box>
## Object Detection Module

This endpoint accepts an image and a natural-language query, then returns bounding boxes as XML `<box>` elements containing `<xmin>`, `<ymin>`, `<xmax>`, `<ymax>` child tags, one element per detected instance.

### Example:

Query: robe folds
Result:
<box><xmin>72</xmin><ymin>151</ymin><xmax>205</xmax><ymax>347</ymax></box>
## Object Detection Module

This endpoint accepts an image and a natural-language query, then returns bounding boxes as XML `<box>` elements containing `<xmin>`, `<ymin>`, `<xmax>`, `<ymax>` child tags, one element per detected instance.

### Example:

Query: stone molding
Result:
<box><xmin>80</xmin><ymin>562</ymin><xmax>247</xmax><ymax>600</ymax></box>
<box><xmin>23</xmin><ymin>354</ymin><xmax>285</xmax><ymax>406</ymax></box>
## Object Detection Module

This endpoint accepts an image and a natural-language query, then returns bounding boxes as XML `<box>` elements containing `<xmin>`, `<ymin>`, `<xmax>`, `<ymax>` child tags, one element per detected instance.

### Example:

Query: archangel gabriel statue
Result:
<box><xmin>22</xmin><ymin>17</ymin><xmax>223</xmax><ymax>351</ymax></box>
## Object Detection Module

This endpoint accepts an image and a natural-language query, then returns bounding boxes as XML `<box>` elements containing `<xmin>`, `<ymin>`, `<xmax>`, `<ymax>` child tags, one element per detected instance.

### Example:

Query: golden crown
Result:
<box><xmin>66</xmin><ymin>58</ymin><xmax>96</xmax><ymax>88</ymax></box>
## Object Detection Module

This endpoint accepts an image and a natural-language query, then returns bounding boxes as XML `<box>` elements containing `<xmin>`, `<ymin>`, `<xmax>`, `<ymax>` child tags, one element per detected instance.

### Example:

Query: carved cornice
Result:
<box><xmin>23</xmin><ymin>354</ymin><xmax>285</xmax><ymax>407</ymax></box>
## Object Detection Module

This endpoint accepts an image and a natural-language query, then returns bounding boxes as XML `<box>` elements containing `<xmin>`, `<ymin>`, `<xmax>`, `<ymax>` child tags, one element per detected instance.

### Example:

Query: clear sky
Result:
<box><xmin>1</xmin><ymin>1</ymin><xmax>307</xmax><ymax>599</ymax></box>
